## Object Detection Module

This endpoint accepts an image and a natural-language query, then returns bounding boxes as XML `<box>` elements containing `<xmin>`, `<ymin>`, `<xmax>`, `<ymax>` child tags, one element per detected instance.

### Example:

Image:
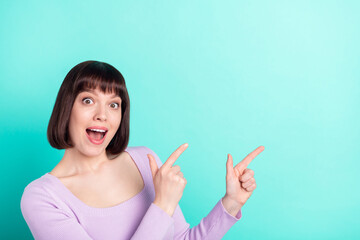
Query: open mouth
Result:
<box><xmin>86</xmin><ymin>129</ymin><xmax>108</xmax><ymax>141</ymax></box>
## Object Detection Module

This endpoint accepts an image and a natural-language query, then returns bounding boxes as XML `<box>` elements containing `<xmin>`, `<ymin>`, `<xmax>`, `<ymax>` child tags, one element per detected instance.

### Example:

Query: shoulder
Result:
<box><xmin>126</xmin><ymin>145</ymin><xmax>157</xmax><ymax>156</ymax></box>
<box><xmin>21</xmin><ymin>176</ymin><xmax>53</xmax><ymax>207</ymax></box>
<box><xmin>20</xmin><ymin>174</ymin><xmax>74</xmax><ymax>221</ymax></box>
<box><xmin>20</xmin><ymin>176</ymin><xmax>88</xmax><ymax>239</ymax></box>
<box><xmin>20</xmin><ymin>177</ymin><xmax>53</xmax><ymax>219</ymax></box>
<box><xmin>20</xmin><ymin>174</ymin><xmax>63</xmax><ymax>214</ymax></box>
<box><xmin>22</xmin><ymin>175</ymin><xmax>51</xmax><ymax>198</ymax></box>
<box><xmin>127</xmin><ymin>146</ymin><xmax>164</xmax><ymax>166</ymax></box>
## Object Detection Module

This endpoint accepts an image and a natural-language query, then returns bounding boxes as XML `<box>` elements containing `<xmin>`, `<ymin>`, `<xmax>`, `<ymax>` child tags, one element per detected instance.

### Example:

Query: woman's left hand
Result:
<box><xmin>223</xmin><ymin>146</ymin><xmax>265</xmax><ymax>208</ymax></box>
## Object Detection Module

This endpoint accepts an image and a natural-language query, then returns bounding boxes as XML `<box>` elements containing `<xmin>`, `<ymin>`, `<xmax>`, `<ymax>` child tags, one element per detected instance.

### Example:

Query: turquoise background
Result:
<box><xmin>1</xmin><ymin>0</ymin><xmax>359</xmax><ymax>239</ymax></box>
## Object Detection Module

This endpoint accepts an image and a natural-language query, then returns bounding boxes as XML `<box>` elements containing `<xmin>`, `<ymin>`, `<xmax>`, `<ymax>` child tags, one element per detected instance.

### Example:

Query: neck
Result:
<box><xmin>58</xmin><ymin>148</ymin><xmax>113</xmax><ymax>177</ymax></box>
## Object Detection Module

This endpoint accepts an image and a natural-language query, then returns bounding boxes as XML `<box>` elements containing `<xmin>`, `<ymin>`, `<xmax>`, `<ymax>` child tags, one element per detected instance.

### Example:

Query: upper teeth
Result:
<box><xmin>89</xmin><ymin>129</ymin><xmax>106</xmax><ymax>133</ymax></box>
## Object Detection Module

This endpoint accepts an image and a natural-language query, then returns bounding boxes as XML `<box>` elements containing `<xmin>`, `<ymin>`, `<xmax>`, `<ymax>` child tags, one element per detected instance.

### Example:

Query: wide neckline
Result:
<box><xmin>44</xmin><ymin>147</ymin><xmax>147</xmax><ymax>215</ymax></box>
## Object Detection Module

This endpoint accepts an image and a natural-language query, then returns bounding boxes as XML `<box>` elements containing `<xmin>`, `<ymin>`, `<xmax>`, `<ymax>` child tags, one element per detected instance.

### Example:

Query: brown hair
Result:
<box><xmin>47</xmin><ymin>60</ymin><xmax>130</xmax><ymax>155</ymax></box>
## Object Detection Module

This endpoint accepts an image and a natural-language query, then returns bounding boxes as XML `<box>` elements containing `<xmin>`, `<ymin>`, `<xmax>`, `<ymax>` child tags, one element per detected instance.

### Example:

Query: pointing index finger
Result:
<box><xmin>163</xmin><ymin>143</ymin><xmax>189</xmax><ymax>169</ymax></box>
<box><xmin>238</xmin><ymin>145</ymin><xmax>265</xmax><ymax>170</ymax></box>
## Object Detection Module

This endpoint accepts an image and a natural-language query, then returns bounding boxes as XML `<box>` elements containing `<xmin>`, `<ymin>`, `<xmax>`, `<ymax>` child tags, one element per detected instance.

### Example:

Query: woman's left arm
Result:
<box><xmin>172</xmin><ymin>146</ymin><xmax>265</xmax><ymax>240</ymax></box>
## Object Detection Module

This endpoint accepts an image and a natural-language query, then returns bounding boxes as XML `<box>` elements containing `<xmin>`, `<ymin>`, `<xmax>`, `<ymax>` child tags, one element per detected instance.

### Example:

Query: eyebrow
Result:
<box><xmin>82</xmin><ymin>90</ymin><xmax>121</xmax><ymax>99</ymax></box>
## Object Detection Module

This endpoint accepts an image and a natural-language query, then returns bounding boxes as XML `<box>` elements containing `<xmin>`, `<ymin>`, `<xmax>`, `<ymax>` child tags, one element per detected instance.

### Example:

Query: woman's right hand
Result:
<box><xmin>147</xmin><ymin>143</ymin><xmax>189</xmax><ymax>217</ymax></box>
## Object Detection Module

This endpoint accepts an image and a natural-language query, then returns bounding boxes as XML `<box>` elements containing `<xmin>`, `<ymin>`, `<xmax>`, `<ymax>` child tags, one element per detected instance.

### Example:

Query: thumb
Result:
<box><xmin>226</xmin><ymin>153</ymin><xmax>237</xmax><ymax>179</ymax></box>
<box><xmin>147</xmin><ymin>154</ymin><xmax>158</xmax><ymax>179</ymax></box>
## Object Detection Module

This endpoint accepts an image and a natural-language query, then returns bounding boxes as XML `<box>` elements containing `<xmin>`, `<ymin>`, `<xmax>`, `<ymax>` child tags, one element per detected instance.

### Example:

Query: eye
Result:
<box><xmin>82</xmin><ymin>97</ymin><xmax>93</xmax><ymax>104</ymax></box>
<box><xmin>110</xmin><ymin>102</ymin><xmax>120</xmax><ymax>109</ymax></box>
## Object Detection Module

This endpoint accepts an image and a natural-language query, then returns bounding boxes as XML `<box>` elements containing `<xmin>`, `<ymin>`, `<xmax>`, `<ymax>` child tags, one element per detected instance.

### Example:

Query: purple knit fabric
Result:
<box><xmin>20</xmin><ymin>146</ymin><xmax>242</xmax><ymax>239</ymax></box>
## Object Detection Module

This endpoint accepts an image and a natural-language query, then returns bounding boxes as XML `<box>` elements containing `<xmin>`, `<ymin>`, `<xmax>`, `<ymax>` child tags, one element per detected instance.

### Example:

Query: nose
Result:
<box><xmin>94</xmin><ymin>105</ymin><xmax>107</xmax><ymax>121</ymax></box>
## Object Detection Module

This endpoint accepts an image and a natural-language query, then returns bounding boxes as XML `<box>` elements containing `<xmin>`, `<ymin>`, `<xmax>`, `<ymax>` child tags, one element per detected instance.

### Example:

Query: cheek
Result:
<box><xmin>69</xmin><ymin>107</ymin><xmax>89</xmax><ymax>134</ymax></box>
<box><xmin>111</xmin><ymin>113</ymin><xmax>122</xmax><ymax>126</ymax></box>
<box><xmin>109</xmin><ymin>116</ymin><xmax>122</xmax><ymax>138</ymax></box>
<box><xmin>72</xmin><ymin>105</ymin><xmax>92</xmax><ymax>121</ymax></box>
<box><xmin>68</xmin><ymin>118</ymin><xmax>79</xmax><ymax>140</ymax></box>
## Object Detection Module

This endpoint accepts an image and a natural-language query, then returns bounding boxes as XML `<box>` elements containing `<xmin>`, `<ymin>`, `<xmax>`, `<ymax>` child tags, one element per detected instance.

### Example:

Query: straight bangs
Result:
<box><xmin>73</xmin><ymin>62</ymin><xmax>126</xmax><ymax>101</ymax></box>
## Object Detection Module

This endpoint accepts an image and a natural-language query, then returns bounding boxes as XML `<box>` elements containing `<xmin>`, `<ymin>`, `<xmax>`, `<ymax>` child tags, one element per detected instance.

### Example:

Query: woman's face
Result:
<box><xmin>68</xmin><ymin>87</ymin><xmax>122</xmax><ymax>157</ymax></box>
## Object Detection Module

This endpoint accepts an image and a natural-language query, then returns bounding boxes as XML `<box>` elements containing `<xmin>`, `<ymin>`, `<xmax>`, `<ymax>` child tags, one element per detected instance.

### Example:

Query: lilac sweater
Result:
<box><xmin>20</xmin><ymin>146</ymin><xmax>242</xmax><ymax>240</ymax></box>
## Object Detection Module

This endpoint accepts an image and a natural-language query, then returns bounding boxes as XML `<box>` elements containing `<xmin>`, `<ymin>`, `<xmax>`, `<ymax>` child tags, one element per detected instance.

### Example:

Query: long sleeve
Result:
<box><xmin>172</xmin><ymin>198</ymin><xmax>242</xmax><ymax>240</ymax></box>
<box><xmin>144</xmin><ymin>146</ymin><xmax>242</xmax><ymax>240</ymax></box>
<box><xmin>20</xmin><ymin>184</ymin><xmax>93</xmax><ymax>240</ymax></box>
<box><xmin>130</xmin><ymin>202</ymin><xmax>174</xmax><ymax>239</ymax></box>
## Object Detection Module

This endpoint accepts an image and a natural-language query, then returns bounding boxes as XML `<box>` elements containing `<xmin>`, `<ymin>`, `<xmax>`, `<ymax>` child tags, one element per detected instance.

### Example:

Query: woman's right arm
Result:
<box><xmin>21</xmin><ymin>183</ymin><xmax>175</xmax><ymax>240</ymax></box>
<box><xmin>20</xmin><ymin>184</ymin><xmax>93</xmax><ymax>240</ymax></box>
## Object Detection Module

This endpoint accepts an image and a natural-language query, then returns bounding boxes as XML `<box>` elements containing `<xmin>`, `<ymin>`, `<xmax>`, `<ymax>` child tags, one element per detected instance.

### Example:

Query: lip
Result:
<box><xmin>86</xmin><ymin>126</ymin><xmax>108</xmax><ymax>131</ymax></box>
<box><xmin>85</xmin><ymin>129</ymin><xmax>108</xmax><ymax>145</ymax></box>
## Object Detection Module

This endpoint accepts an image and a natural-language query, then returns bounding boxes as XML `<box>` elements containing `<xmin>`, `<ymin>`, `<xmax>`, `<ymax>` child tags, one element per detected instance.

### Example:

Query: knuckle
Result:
<box><xmin>173</xmin><ymin>165</ymin><xmax>181</xmax><ymax>171</ymax></box>
<box><xmin>241</xmin><ymin>175</ymin><xmax>249</xmax><ymax>182</ymax></box>
<box><xmin>169</xmin><ymin>171</ymin><xmax>176</xmax><ymax>178</ymax></box>
<box><xmin>182</xmin><ymin>178</ymin><xmax>187</xmax><ymax>185</ymax></box>
<box><xmin>159</xmin><ymin>169</ymin><xmax>165</xmax><ymax>177</ymax></box>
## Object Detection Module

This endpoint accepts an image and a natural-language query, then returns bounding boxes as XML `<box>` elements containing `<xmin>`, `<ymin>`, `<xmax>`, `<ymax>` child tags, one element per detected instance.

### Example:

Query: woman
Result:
<box><xmin>20</xmin><ymin>60</ymin><xmax>264</xmax><ymax>240</ymax></box>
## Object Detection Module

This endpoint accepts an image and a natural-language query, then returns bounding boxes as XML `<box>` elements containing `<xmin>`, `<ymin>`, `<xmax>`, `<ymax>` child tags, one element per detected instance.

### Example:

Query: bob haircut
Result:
<box><xmin>47</xmin><ymin>60</ymin><xmax>130</xmax><ymax>156</ymax></box>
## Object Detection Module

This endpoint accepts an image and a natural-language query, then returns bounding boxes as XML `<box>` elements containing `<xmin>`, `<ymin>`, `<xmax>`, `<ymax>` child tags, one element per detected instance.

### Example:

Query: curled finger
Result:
<box><xmin>239</xmin><ymin>168</ymin><xmax>254</xmax><ymax>182</ymax></box>
<box><xmin>246</xmin><ymin>183</ymin><xmax>257</xmax><ymax>192</ymax></box>
<box><xmin>242</xmin><ymin>177</ymin><xmax>255</xmax><ymax>188</ymax></box>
